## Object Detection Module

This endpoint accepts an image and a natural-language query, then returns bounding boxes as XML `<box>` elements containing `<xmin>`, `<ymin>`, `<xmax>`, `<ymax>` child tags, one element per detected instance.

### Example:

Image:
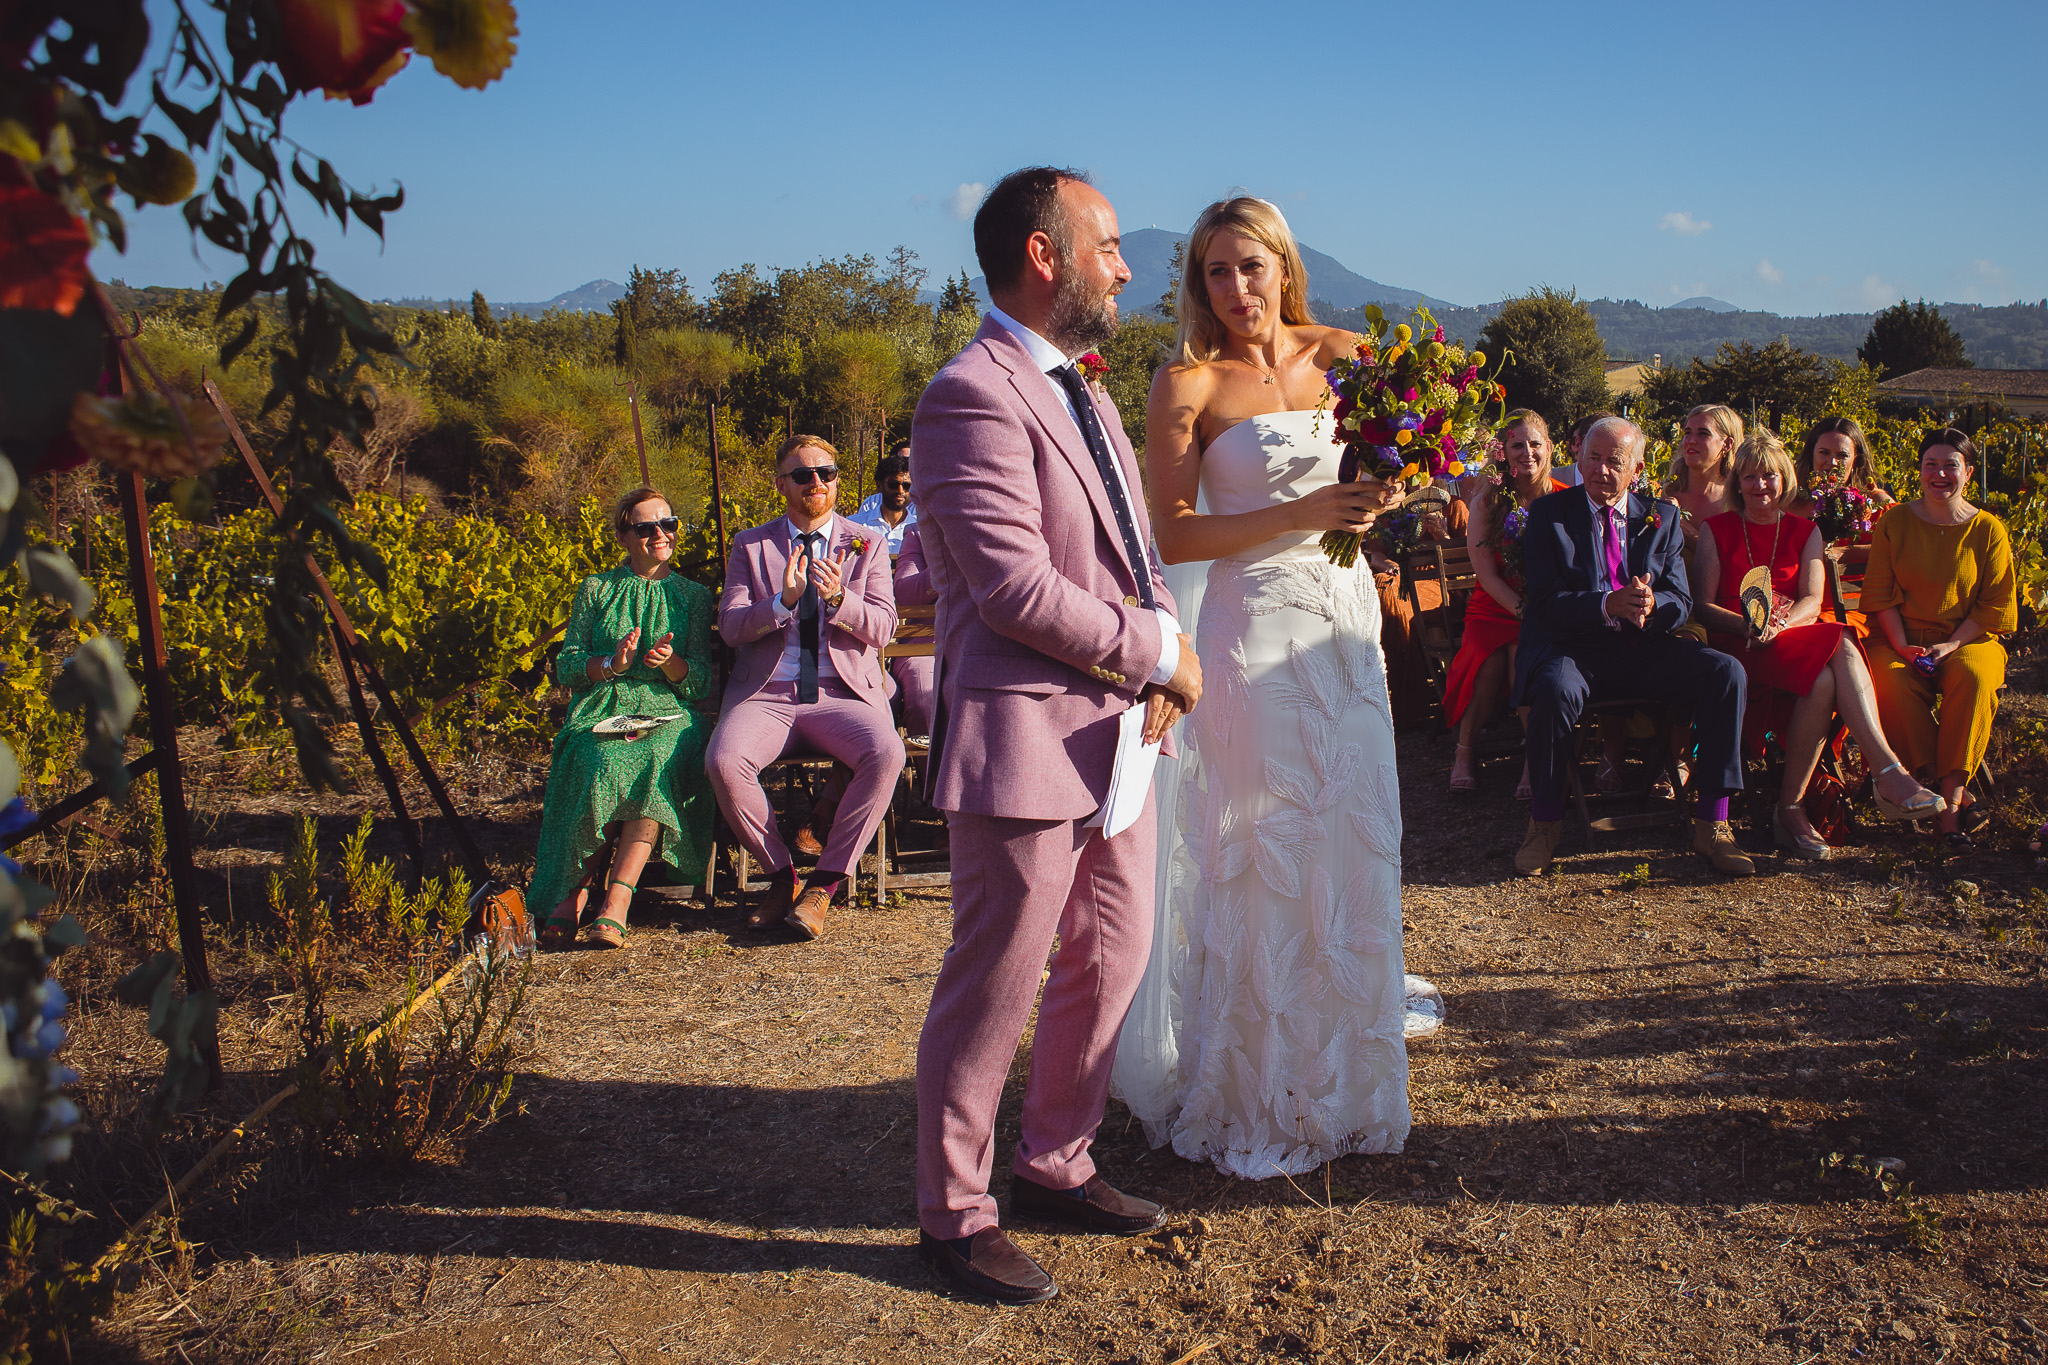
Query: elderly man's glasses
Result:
<box><xmin>783</xmin><ymin>465</ymin><xmax>838</xmax><ymax>486</ymax></box>
<box><xmin>627</xmin><ymin>516</ymin><xmax>679</xmax><ymax>538</ymax></box>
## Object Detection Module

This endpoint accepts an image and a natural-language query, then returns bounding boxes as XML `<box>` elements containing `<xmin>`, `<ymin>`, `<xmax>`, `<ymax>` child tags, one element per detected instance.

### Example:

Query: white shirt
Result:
<box><xmin>848</xmin><ymin>494</ymin><xmax>916</xmax><ymax>553</ymax></box>
<box><xmin>987</xmin><ymin>307</ymin><xmax>1180</xmax><ymax>687</ymax></box>
<box><xmin>769</xmin><ymin>513</ymin><xmax>842</xmax><ymax>683</ymax></box>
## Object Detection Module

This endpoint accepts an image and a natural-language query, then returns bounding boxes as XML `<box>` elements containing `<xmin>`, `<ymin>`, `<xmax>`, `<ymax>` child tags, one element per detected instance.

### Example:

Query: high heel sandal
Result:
<box><xmin>1871</xmin><ymin>762</ymin><xmax>1946</xmax><ymax>822</ymax></box>
<box><xmin>538</xmin><ymin>882</ymin><xmax>592</xmax><ymax>949</ymax></box>
<box><xmin>1514</xmin><ymin>761</ymin><xmax>1532</xmax><ymax>802</ymax></box>
<box><xmin>1594</xmin><ymin>758</ymin><xmax>1624</xmax><ymax>794</ymax></box>
<box><xmin>1773</xmin><ymin>803</ymin><xmax>1830</xmax><ymax>860</ymax></box>
<box><xmin>585</xmin><ymin>879</ymin><xmax>634</xmax><ymax>949</ymax></box>
<box><xmin>1449</xmin><ymin>744</ymin><xmax>1478</xmax><ymax>794</ymax></box>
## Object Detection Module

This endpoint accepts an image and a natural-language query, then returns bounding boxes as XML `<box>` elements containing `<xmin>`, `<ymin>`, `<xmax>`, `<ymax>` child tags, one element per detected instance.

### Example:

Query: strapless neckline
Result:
<box><xmin>1208</xmin><ymin>408</ymin><xmax>1326</xmax><ymax>447</ymax></box>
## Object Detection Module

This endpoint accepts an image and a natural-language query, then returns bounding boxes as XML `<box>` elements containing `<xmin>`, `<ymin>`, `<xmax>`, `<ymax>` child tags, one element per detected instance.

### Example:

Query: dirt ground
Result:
<box><xmin>47</xmin><ymin>655</ymin><xmax>2048</xmax><ymax>1364</ymax></box>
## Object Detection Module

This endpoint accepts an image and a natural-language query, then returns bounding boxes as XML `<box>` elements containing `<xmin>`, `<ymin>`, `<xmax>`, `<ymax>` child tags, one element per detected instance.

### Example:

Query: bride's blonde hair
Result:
<box><xmin>1173</xmin><ymin>197</ymin><xmax>1314</xmax><ymax>367</ymax></box>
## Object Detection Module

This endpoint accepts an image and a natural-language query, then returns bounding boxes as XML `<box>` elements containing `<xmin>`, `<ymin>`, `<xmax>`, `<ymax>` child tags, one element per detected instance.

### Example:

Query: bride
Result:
<box><xmin>1112</xmin><ymin>197</ymin><xmax>1412</xmax><ymax>1177</ymax></box>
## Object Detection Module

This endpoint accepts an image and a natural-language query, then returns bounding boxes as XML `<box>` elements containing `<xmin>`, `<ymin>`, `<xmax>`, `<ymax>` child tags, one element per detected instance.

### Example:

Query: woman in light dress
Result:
<box><xmin>1111</xmin><ymin>198</ymin><xmax>1413</xmax><ymax>1178</ymax></box>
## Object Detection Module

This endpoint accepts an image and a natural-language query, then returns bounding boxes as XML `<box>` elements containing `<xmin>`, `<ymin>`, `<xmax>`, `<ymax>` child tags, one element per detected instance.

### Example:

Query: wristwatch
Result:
<box><xmin>824</xmin><ymin>590</ymin><xmax>846</xmax><ymax>611</ymax></box>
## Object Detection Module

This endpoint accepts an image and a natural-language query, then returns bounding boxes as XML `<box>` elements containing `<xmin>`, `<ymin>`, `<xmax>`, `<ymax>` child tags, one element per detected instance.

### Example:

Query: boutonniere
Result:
<box><xmin>1635</xmin><ymin>508</ymin><xmax>1661</xmax><ymax>538</ymax></box>
<box><xmin>845</xmin><ymin>534</ymin><xmax>869</xmax><ymax>556</ymax></box>
<box><xmin>1076</xmin><ymin>352</ymin><xmax>1109</xmax><ymax>386</ymax></box>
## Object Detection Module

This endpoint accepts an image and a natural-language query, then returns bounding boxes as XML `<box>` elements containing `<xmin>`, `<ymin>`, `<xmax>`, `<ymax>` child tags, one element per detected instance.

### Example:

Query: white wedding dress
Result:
<box><xmin>1113</xmin><ymin>409</ymin><xmax>1412</xmax><ymax>1178</ymax></box>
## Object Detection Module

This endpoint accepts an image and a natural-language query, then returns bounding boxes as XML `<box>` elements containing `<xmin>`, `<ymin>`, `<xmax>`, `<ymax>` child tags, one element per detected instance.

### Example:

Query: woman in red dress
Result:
<box><xmin>1695</xmin><ymin>431</ymin><xmax>1943</xmax><ymax>858</ymax></box>
<box><xmin>1445</xmin><ymin>410</ymin><xmax>1570</xmax><ymax>795</ymax></box>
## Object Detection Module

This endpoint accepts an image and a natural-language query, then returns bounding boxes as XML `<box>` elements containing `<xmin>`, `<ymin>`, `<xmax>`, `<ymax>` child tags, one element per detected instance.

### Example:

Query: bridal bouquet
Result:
<box><xmin>1809</xmin><ymin>482</ymin><xmax>1873</xmax><ymax>544</ymax></box>
<box><xmin>1321</xmin><ymin>305</ymin><xmax>1507</xmax><ymax>567</ymax></box>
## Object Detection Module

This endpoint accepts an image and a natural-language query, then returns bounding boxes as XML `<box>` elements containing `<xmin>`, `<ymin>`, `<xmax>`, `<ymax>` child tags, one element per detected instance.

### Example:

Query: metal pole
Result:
<box><xmin>115</xmin><ymin>469</ymin><xmax>222</xmax><ymax>1090</ymax></box>
<box><xmin>207</xmin><ymin>384</ymin><xmax>490</xmax><ymax>883</ymax></box>
<box><xmin>625</xmin><ymin>379</ymin><xmax>651</xmax><ymax>486</ymax></box>
<box><xmin>707</xmin><ymin>399</ymin><xmax>730</xmax><ymax>568</ymax></box>
<box><xmin>204</xmin><ymin>378</ymin><xmax>425</xmax><ymax>879</ymax></box>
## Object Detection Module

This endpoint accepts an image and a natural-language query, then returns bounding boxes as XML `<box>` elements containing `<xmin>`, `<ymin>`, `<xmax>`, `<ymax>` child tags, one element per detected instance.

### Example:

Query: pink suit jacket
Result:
<box><xmin>911</xmin><ymin>316</ymin><xmax>1177</xmax><ymax>821</ymax></box>
<box><xmin>716</xmin><ymin>518</ymin><xmax>898</xmax><ymax>712</ymax></box>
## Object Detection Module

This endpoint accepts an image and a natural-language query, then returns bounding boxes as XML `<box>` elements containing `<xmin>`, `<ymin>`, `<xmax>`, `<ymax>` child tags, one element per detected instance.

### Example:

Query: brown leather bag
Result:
<box><xmin>467</xmin><ymin>881</ymin><xmax>532</xmax><ymax>954</ymax></box>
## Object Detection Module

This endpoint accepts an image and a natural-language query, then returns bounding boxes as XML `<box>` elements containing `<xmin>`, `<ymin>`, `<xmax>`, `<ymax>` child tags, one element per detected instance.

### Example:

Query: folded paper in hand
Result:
<box><xmin>1086</xmin><ymin>701</ymin><xmax>1163</xmax><ymax>838</ymax></box>
<box><xmin>591</xmin><ymin>713</ymin><xmax>680</xmax><ymax>736</ymax></box>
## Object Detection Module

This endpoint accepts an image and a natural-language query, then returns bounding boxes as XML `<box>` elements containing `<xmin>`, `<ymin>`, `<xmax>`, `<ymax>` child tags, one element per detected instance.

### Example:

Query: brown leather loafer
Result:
<box><xmin>1011</xmin><ymin>1173</ymin><xmax>1167</xmax><ymax>1235</ymax></box>
<box><xmin>785</xmin><ymin>882</ymin><xmax>833</xmax><ymax>940</ymax></box>
<box><xmin>745</xmin><ymin>868</ymin><xmax>800</xmax><ymax>929</ymax></box>
<box><xmin>791</xmin><ymin>824</ymin><xmax>825</xmax><ymax>858</ymax></box>
<box><xmin>917</xmin><ymin>1228</ymin><xmax>1057</xmax><ymax>1305</ymax></box>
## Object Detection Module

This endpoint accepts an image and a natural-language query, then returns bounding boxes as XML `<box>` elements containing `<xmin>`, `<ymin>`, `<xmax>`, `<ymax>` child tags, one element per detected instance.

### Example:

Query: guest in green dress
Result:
<box><xmin>531</xmin><ymin>487</ymin><xmax>715</xmax><ymax>949</ymax></box>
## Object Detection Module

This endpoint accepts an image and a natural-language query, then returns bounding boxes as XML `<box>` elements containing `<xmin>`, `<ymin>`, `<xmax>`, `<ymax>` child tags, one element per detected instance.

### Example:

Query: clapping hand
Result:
<box><xmin>809</xmin><ymin>548</ymin><xmax>848</xmax><ymax>602</ymax></box>
<box><xmin>609</xmin><ymin>626</ymin><xmax>641</xmax><ymax>675</ymax></box>
<box><xmin>1605</xmin><ymin>573</ymin><xmax>1656</xmax><ymax>629</ymax></box>
<box><xmin>640</xmin><ymin>631</ymin><xmax>676</xmax><ymax>670</ymax></box>
<box><xmin>780</xmin><ymin>549</ymin><xmax>807</xmax><ymax>608</ymax></box>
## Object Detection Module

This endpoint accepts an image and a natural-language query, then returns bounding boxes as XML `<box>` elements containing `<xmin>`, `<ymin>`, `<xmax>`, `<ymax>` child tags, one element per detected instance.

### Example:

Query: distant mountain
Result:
<box><xmin>1670</xmin><ymin>296</ymin><xmax>1740</xmax><ymax>313</ymax></box>
<box><xmin>933</xmin><ymin>227</ymin><xmax>1459</xmax><ymax>320</ymax></box>
<box><xmin>381</xmin><ymin>278</ymin><xmax>626</xmax><ymax>317</ymax></box>
<box><xmin>515</xmin><ymin>279</ymin><xmax>625</xmax><ymax>315</ymax></box>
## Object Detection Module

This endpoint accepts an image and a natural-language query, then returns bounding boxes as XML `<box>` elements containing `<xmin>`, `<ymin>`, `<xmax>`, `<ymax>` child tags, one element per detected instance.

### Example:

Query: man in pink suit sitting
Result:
<box><xmin>911</xmin><ymin>167</ymin><xmax>1203</xmax><ymax>1304</ymax></box>
<box><xmin>706</xmin><ymin>435</ymin><xmax>905</xmax><ymax>940</ymax></box>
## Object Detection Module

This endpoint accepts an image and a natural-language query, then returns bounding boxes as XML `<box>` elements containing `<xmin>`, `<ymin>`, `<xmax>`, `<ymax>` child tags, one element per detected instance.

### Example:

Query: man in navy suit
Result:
<box><xmin>1512</xmin><ymin>417</ymin><xmax>1754</xmax><ymax>877</ymax></box>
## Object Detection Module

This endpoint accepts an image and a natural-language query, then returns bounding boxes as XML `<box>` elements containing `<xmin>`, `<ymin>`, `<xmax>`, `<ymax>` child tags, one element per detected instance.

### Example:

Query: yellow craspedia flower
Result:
<box><xmin>1395</xmin><ymin>428</ymin><xmax>1413</xmax><ymax>445</ymax></box>
<box><xmin>1393</xmin><ymin>324</ymin><xmax>1412</xmax><ymax>343</ymax></box>
<box><xmin>1469</xmin><ymin>351</ymin><xmax>1486</xmax><ymax>368</ymax></box>
<box><xmin>1425</xmin><ymin>341</ymin><xmax>1445</xmax><ymax>361</ymax></box>
<box><xmin>404</xmin><ymin>0</ymin><xmax>518</xmax><ymax>90</ymax></box>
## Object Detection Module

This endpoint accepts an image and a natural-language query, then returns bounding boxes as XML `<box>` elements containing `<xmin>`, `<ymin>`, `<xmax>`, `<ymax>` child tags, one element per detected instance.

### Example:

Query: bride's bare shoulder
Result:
<box><xmin>1151</xmin><ymin>354</ymin><xmax>1219</xmax><ymax>403</ymax></box>
<box><xmin>1300</xmin><ymin>324</ymin><xmax>1362</xmax><ymax>366</ymax></box>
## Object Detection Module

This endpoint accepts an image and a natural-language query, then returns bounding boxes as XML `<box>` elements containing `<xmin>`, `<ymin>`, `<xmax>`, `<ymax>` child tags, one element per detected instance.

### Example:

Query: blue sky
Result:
<box><xmin>96</xmin><ymin>0</ymin><xmax>2047</xmax><ymax>317</ymax></box>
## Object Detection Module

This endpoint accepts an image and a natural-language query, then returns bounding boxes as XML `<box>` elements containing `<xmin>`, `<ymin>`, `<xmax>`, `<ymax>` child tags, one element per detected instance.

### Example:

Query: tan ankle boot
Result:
<box><xmin>1692</xmin><ymin>818</ymin><xmax>1756</xmax><ymax>876</ymax></box>
<box><xmin>1515</xmin><ymin>820</ymin><xmax>1563</xmax><ymax>877</ymax></box>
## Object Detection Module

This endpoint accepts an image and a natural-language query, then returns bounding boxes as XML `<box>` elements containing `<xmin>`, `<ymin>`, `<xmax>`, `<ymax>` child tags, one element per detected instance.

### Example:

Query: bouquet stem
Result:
<box><xmin>1321</xmin><ymin>530</ymin><xmax>1365</xmax><ymax>568</ymax></box>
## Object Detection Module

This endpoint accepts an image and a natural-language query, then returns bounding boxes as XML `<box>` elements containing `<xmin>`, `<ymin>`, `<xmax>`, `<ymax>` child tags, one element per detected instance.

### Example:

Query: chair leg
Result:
<box><xmin>872</xmin><ymin>811</ymin><xmax>889</xmax><ymax>907</ymax></box>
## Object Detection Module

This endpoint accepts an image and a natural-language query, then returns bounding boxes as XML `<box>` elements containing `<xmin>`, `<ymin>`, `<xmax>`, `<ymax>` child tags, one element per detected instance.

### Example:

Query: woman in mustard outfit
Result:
<box><xmin>1863</xmin><ymin>429</ymin><xmax>2018</xmax><ymax>847</ymax></box>
<box><xmin>531</xmin><ymin>487</ymin><xmax>715</xmax><ymax>947</ymax></box>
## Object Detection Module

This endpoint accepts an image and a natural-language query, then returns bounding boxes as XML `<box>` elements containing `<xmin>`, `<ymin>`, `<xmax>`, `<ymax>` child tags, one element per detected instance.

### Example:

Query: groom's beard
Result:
<box><xmin>1045</xmin><ymin>271</ymin><xmax>1120</xmax><ymax>355</ymax></box>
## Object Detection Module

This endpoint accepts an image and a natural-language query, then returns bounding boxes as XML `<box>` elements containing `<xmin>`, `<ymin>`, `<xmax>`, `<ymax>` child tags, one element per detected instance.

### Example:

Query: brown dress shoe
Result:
<box><xmin>745</xmin><ymin>868</ymin><xmax>800</xmax><ymax>929</ymax></box>
<box><xmin>1692</xmin><ymin>818</ymin><xmax>1756</xmax><ymax>876</ymax></box>
<box><xmin>1514</xmin><ymin>819</ymin><xmax>1563</xmax><ymax>877</ymax></box>
<box><xmin>785</xmin><ymin>881</ymin><xmax>833</xmax><ymax>940</ymax></box>
<box><xmin>1011</xmin><ymin>1174</ymin><xmax>1167</xmax><ymax>1235</ymax></box>
<box><xmin>918</xmin><ymin>1228</ymin><xmax>1057</xmax><ymax>1305</ymax></box>
<box><xmin>791</xmin><ymin>824</ymin><xmax>825</xmax><ymax>858</ymax></box>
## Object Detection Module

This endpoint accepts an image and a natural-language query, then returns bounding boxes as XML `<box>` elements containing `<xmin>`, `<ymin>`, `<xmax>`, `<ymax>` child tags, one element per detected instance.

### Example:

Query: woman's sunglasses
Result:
<box><xmin>782</xmin><ymin>465</ymin><xmax>838</xmax><ymax>487</ymax></box>
<box><xmin>625</xmin><ymin>516</ymin><xmax>680</xmax><ymax>538</ymax></box>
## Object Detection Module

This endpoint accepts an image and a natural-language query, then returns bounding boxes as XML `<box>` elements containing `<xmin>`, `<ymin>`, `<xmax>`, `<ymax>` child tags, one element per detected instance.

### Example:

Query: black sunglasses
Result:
<box><xmin>782</xmin><ymin>465</ymin><xmax>838</xmax><ymax>486</ymax></box>
<box><xmin>886</xmin><ymin>479</ymin><xmax>913</xmax><ymax>491</ymax></box>
<box><xmin>625</xmin><ymin>516</ymin><xmax>680</xmax><ymax>538</ymax></box>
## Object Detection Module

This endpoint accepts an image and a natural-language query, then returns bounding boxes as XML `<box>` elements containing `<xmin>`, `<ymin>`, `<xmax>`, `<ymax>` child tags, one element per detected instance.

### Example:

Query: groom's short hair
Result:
<box><xmin>975</xmin><ymin>166</ymin><xmax>1090</xmax><ymax>292</ymax></box>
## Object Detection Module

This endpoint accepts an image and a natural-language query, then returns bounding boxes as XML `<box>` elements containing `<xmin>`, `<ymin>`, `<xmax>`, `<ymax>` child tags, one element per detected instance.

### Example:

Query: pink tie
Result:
<box><xmin>1605</xmin><ymin>507</ymin><xmax>1627</xmax><ymax>589</ymax></box>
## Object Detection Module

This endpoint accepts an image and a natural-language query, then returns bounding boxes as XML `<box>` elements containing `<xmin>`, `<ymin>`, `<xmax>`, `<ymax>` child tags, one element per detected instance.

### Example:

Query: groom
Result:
<box><xmin>909</xmin><ymin>167</ymin><xmax>1203</xmax><ymax>1304</ymax></box>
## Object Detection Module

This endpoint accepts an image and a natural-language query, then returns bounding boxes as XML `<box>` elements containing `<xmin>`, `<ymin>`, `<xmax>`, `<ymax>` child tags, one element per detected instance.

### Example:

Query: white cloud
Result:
<box><xmin>1666</xmin><ymin>281</ymin><xmax>1709</xmax><ymax>299</ymax></box>
<box><xmin>1846</xmin><ymin>274</ymin><xmax>1901</xmax><ymax>310</ymax></box>
<box><xmin>1755</xmin><ymin>259</ymin><xmax>1784</xmax><ymax>285</ymax></box>
<box><xmin>1952</xmin><ymin>258</ymin><xmax>2010</xmax><ymax>302</ymax></box>
<box><xmin>946</xmin><ymin>182</ymin><xmax>985</xmax><ymax>221</ymax></box>
<box><xmin>1659</xmin><ymin>211</ymin><xmax>1712</xmax><ymax>237</ymax></box>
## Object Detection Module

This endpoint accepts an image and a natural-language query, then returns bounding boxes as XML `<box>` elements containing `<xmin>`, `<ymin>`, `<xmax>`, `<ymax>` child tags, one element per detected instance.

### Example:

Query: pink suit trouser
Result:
<box><xmin>914</xmin><ymin>794</ymin><xmax>1156</xmax><ymax>1239</ymax></box>
<box><xmin>704</xmin><ymin>679</ymin><xmax>905</xmax><ymax>878</ymax></box>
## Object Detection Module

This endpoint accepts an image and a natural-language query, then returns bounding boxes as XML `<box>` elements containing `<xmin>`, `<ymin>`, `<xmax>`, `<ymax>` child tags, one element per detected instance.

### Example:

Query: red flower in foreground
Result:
<box><xmin>273</xmin><ymin>0</ymin><xmax>413</xmax><ymax>105</ymax></box>
<box><xmin>0</xmin><ymin>183</ymin><xmax>92</xmax><ymax>315</ymax></box>
<box><xmin>1076</xmin><ymin>352</ymin><xmax>1109</xmax><ymax>381</ymax></box>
